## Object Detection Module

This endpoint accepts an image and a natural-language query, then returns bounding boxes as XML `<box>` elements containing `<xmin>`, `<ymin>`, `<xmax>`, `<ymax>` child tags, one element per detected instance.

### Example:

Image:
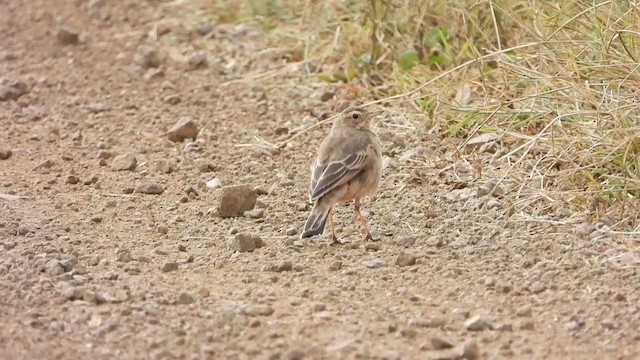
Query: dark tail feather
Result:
<box><xmin>301</xmin><ymin>205</ymin><xmax>330</xmax><ymax>239</ymax></box>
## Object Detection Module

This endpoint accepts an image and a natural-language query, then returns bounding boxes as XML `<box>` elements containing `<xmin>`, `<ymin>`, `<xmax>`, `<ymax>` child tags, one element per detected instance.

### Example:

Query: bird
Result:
<box><xmin>300</xmin><ymin>106</ymin><xmax>384</xmax><ymax>244</ymax></box>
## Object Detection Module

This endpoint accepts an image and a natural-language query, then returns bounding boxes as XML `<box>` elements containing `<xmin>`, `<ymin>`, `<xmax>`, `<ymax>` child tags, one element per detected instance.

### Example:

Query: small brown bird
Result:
<box><xmin>301</xmin><ymin>106</ymin><xmax>384</xmax><ymax>244</ymax></box>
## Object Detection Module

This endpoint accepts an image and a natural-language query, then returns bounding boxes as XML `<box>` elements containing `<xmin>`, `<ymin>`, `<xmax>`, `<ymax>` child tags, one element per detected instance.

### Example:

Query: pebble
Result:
<box><xmin>364</xmin><ymin>243</ymin><xmax>380</xmax><ymax>251</ymax></box>
<box><xmin>269</xmin><ymin>261</ymin><xmax>293</xmax><ymax>272</ymax></box>
<box><xmin>167</xmin><ymin>117</ymin><xmax>198</xmax><ymax>142</ymax></box>
<box><xmin>86</xmin><ymin>103</ymin><xmax>108</xmax><ymax>113</ymax></box>
<box><xmin>244</xmin><ymin>208</ymin><xmax>264</xmax><ymax>218</ymax></box>
<box><xmin>242</xmin><ymin>304</ymin><xmax>274</xmax><ymax>316</ymax></box>
<box><xmin>56</xmin><ymin>282</ymin><xmax>83</xmax><ymax>301</ymax></box>
<box><xmin>176</xmin><ymin>292</ymin><xmax>195</xmax><ymax>305</ymax></box>
<box><xmin>66</xmin><ymin>175</ymin><xmax>80</xmax><ymax>185</ymax></box>
<box><xmin>136</xmin><ymin>184</ymin><xmax>164</xmax><ymax>195</ymax></box>
<box><xmin>214</xmin><ymin>185</ymin><xmax>257</xmax><ymax>217</ymax></box>
<box><xmin>328</xmin><ymin>261</ymin><xmax>342</xmax><ymax>271</ymax></box>
<box><xmin>431</xmin><ymin>334</ymin><xmax>456</xmax><ymax>350</ymax></box>
<box><xmin>83</xmin><ymin>291</ymin><xmax>106</xmax><ymax>305</ymax></box>
<box><xmin>206</xmin><ymin>178</ymin><xmax>221</xmax><ymax>189</ymax></box>
<box><xmin>409</xmin><ymin>316</ymin><xmax>446</xmax><ymax>328</ymax></box>
<box><xmin>161</xmin><ymin>262</ymin><xmax>179</xmax><ymax>272</ymax></box>
<box><xmin>196</xmin><ymin>23</ymin><xmax>212</xmax><ymax>36</ymax></box>
<box><xmin>155</xmin><ymin>159</ymin><xmax>176</xmax><ymax>173</ymax></box>
<box><xmin>0</xmin><ymin>149</ymin><xmax>12</xmax><ymax>160</ymax></box>
<box><xmin>56</xmin><ymin>26</ymin><xmax>79</xmax><ymax>45</ymax></box>
<box><xmin>46</xmin><ymin>260</ymin><xmax>66</xmax><ymax>276</ymax></box>
<box><xmin>164</xmin><ymin>94</ymin><xmax>181</xmax><ymax>105</ymax></box>
<box><xmin>484</xmin><ymin>277</ymin><xmax>496</xmax><ymax>288</ymax></box>
<box><xmin>527</xmin><ymin>281</ymin><xmax>546</xmax><ymax>294</ymax></box>
<box><xmin>575</xmin><ymin>222</ymin><xmax>596</xmax><ymax>236</ymax></box>
<box><xmin>465</xmin><ymin>315</ymin><xmax>493</xmax><ymax>331</ymax></box>
<box><xmin>519</xmin><ymin>319</ymin><xmax>535</xmax><ymax>330</ymax></box>
<box><xmin>230</xmin><ymin>233</ymin><xmax>264</xmax><ymax>253</ymax></box>
<box><xmin>362</xmin><ymin>259</ymin><xmax>387</xmax><ymax>269</ymax></box>
<box><xmin>395</xmin><ymin>235</ymin><xmax>417</xmax><ymax>248</ymax></box>
<box><xmin>187</xmin><ymin>53</ymin><xmax>208</xmax><ymax>70</ymax></box>
<box><xmin>111</xmin><ymin>153</ymin><xmax>137</xmax><ymax>171</ymax></box>
<box><xmin>395</xmin><ymin>252</ymin><xmax>417</xmax><ymax>267</ymax></box>
<box><xmin>137</xmin><ymin>45</ymin><xmax>162</xmax><ymax>68</ymax></box>
<box><xmin>0</xmin><ymin>81</ymin><xmax>29</xmax><ymax>101</ymax></box>
<box><xmin>285</xmin><ymin>227</ymin><xmax>297</xmax><ymax>236</ymax></box>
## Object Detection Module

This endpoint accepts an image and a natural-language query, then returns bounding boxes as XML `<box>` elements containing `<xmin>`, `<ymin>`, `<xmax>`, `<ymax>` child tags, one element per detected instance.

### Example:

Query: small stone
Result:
<box><xmin>575</xmin><ymin>222</ymin><xmax>596</xmax><ymax>237</ymax></box>
<box><xmin>57</xmin><ymin>26</ymin><xmax>79</xmax><ymax>45</ymax></box>
<box><xmin>161</xmin><ymin>262</ymin><xmax>179</xmax><ymax>273</ymax></box>
<box><xmin>484</xmin><ymin>277</ymin><xmax>496</xmax><ymax>288</ymax></box>
<box><xmin>157</xmin><ymin>225</ymin><xmax>169</xmax><ymax>235</ymax></box>
<box><xmin>285</xmin><ymin>227</ymin><xmax>297</xmax><ymax>236</ymax></box>
<box><xmin>364</xmin><ymin>243</ymin><xmax>380</xmax><ymax>251</ymax></box>
<box><xmin>206</xmin><ymin>178</ymin><xmax>221</xmax><ymax>189</ymax></box>
<box><xmin>313</xmin><ymin>303</ymin><xmax>327</xmax><ymax>312</ymax></box>
<box><xmin>613</xmin><ymin>292</ymin><xmax>626</xmax><ymax>301</ymax></box>
<box><xmin>362</xmin><ymin>259</ymin><xmax>387</xmax><ymax>269</ymax></box>
<box><xmin>564</xmin><ymin>321</ymin><xmax>581</xmax><ymax>332</ymax></box>
<box><xmin>461</xmin><ymin>340</ymin><xmax>480</xmax><ymax>360</ymax></box>
<box><xmin>167</xmin><ymin>117</ymin><xmax>198</xmax><ymax>142</ymax></box>
<box><xmin>242</xmin><ymin>304</ymin><xmax>274</xmax><ymax>316</ymax></box>
<box><xmin>196</xmin><ymin>23</ymin><xmax>212</xmax><ymax>36</ymax></box>
<box><xmin>111</xmin><ymin>153</ymin><xmax>137</xmax><ymax>171</ymax></box>
<box><xmin>274</xmin><ymin>126</ymin><xmax>289</xmax><ymax>136</ymax></box>
<box><xmin>56</xmin><ymin>282</ymin><xmax>82</xmax><ymax>301</ymax></box>
<box><xmin>138</xmin><ymin>45</ymin><xmax>162</xmax><ymax>68</ymax></box>
<box><xmin>155</xmin><ymin>159</ymin><xmax>176</xmax><ymax>173</ymax></box>
<box><xmin>0</xmin><ymin>149</ymin><xmax>12</xmax><ymax>160</ymax></box>
<box><xmin>516</xmin><ymin>307</ymin><xmax>532</xmax><ymax>317</ymax></box>
<box><xmin>431</xmin><ymin>334</ymin><xmax>456</xmax><ymax>350</ymax></box>
<box><xmin>269</xmin><ymin>261</ymin><xmax>293</xmax><ymax>272</ymax></box>
<box><xmin>395</xmin><ymin>251</ymin><xmax>417</xmax><ymax>267</ymax></box>
<box><xmin>244</xmin><ymin>208</ymin><xmax>264</xmax><ymax>218</ymax></box>
<box><xmin>122</xmin><ymin>187</ymin><xmax>134</xmax><ymax>194</ymax></box>
<box><xmin>46</xmin><ymin>260</ymin><xmax>66</xmax><ymax>276</ymax></box>
<box><xmin>86</xmin><ymin>103</ymin><xmax>108</xmax><ymax>113</ymax></box>
<box><xmin>395</xmin><ymin>235</ymin><xmax>417</xmax><ymax>248</ymax></box>
<box><xmin>519</xmin><ymin>320</ymin><xmax>535</xmax><ymax>330</ymax></box>
<box><xmin>409</xmin><ymin>316</ymin><xmax>446</xmax><ymax>328</ymax></box>
<box><xmin>187</xmin><ymin>53</ymin><xmax>208</xmax><ymax>70</ymax></box>
<box><xmin>72</xmin><ymin>131</ymin><xmax>83</xmax><ymax>141</ymax></box>
<box><xmin>328</xmin><ymin>261</ymin><xmax>342</xmax><ymax>271</ymax></box>
<box><xmin>285</xmin><ymin>349</ymin><xmax>305</xmax><ymax>360</ymax></box>
<box><xmin>527</xmin><ymin>281</ymin><xmax>546</xmax><ymax>294</ymax></box>
<box><xmin>3</xmin><ymin>241</ymin><xmax>16</xmax><ymax>250</ymax></box>
<box><xmin>136</xmin><ymin>184</ymin><xmax>164</xmax><ymax>195</ymax></box>
<box><xmin>143</xmin><ymin>68</ymin><xmax>164</xmax><ymax>81</ymax></box>
<box><xmin>90</xmin><ymin>215</ymin><xmax>103</xmax><ymax>223</ymax></box>
<box><xmin>83</xmin><ymin>291</ymin><xmax>106</xmax><ymax>305</ymax></box>
<box><xmin>177</xmin><ymin>292</ymin><xmax>195</xmax><ymax>305</ymax></box>
<box><xmin>0</xmin><ymin>81</ymin><xmax>29</xmax><ymax>101</ymax></box>
<box><xmin>214</xmin><ymin>185</ymin><xmax>257</xmax><ymax>217</ymax></box>
<box><xmin>230</xmin><ymin>233</ymin><xmax>263</xmax><ymax>253</ymax></box>
<box><xmin>320</xmin><ymin>92</ymin><xmax>334</xmax><ymax>102</ymax></box>
<box><xmin>66</xmin><ymin>175</ymin><xmax>80</xmax><ymax>185</ymax></box>
<box><xmin>465</xmin><ymin>315</ymin><xmax>493</xmax><ymax>331</ymax></box>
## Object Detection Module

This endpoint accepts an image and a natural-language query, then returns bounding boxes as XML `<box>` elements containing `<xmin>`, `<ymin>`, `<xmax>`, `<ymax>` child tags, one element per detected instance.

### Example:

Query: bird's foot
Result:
<box><xmin>364</xmin><ymin>232</ymin><xmax>376</xmax><ymax>242</ymax></box>
<box><xmin>330</xmin><ymin>236</ymin><xmax>344</xmax><ymax>246</ymax></box>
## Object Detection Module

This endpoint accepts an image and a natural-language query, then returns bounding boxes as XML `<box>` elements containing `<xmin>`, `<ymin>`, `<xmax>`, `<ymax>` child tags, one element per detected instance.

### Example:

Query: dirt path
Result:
<box><xmin>1</xmin><ymin>1</ymin><xmax>639</xmax><ymax>359</ymax></box>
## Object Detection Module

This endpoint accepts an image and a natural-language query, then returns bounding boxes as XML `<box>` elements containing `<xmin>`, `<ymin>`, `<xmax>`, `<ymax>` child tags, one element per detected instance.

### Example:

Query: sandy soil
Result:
<box><xmin>1</xmin><ymin>0</ymin><xmax>639</xmax><ymax>359</ymax></box>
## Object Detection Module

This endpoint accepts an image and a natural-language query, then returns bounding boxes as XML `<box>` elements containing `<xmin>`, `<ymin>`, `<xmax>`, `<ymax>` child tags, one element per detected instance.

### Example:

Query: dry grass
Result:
<box><xmin>202</xmin><ymin>0</ymin><xmax>640</xmax><ymax>230</ymax></box>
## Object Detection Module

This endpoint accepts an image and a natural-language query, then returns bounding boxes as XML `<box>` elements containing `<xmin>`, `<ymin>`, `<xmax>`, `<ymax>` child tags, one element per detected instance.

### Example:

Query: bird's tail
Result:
<box><xmin>301</xmin><ymin>203</ymin><xmax>330</xmax><ymax>239</ymax></box>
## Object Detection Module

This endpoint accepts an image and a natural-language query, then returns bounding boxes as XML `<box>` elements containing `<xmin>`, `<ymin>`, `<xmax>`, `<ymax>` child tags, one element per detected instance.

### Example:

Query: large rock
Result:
<box><xmin>214</xmin><ymin>185</ymin><xmax>257</xmax><ymax>217</ymax></box>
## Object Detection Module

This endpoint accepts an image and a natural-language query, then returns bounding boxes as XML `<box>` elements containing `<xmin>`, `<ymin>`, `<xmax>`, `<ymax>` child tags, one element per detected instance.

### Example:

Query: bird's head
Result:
<box><xmin>334</xmin><ymin>106</ymin><xmax>384</xmax><ymax>130</ymax></box>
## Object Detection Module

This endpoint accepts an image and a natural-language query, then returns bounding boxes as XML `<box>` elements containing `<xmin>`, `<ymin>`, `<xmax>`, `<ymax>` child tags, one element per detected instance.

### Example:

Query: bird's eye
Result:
<box><xmin>352</xmin><ymin>113</ymin><xmax>359</xmax><ymax>120</ymax></box>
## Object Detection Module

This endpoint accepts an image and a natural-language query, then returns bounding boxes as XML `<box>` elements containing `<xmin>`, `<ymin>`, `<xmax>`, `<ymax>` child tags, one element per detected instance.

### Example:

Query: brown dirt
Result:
<box><xmin>1</xmin><ymin>1</ymin><xmax>639</xmax><ymax>359</ymax></box>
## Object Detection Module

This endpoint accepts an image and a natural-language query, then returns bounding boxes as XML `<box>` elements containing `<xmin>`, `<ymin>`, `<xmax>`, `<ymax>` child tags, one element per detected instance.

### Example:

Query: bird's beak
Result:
<box><xmin>369</xmin><ymin>110</ymin><xmax>384</xmax><ymax>118</ymax></box>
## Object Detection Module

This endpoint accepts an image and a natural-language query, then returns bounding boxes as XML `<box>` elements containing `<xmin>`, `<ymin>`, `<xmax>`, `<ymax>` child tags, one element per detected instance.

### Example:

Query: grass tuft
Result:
<box><xmin>203</xmin><ymin>0</ymin><xmax>640</xmax><ymax>228</ymax></box>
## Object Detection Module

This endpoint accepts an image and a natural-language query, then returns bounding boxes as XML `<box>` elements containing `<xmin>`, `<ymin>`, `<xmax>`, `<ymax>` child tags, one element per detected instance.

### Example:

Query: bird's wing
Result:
<box><xmin>309</xmin><ymin>146</ymin><xmax>370</xmax><ymax>202</ymax></box>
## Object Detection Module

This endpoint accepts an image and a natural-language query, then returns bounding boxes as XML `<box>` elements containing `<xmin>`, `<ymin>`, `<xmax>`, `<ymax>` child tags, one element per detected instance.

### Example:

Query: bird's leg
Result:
<box><xmin>354</xmin><ymin>198</ymin><xmax>375</xmax><ymax>241</ymax></box>
<box><xmin>328</xmin><ymin>209</ymin><xmax>342</xmax><ymax>245</ymax></box>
